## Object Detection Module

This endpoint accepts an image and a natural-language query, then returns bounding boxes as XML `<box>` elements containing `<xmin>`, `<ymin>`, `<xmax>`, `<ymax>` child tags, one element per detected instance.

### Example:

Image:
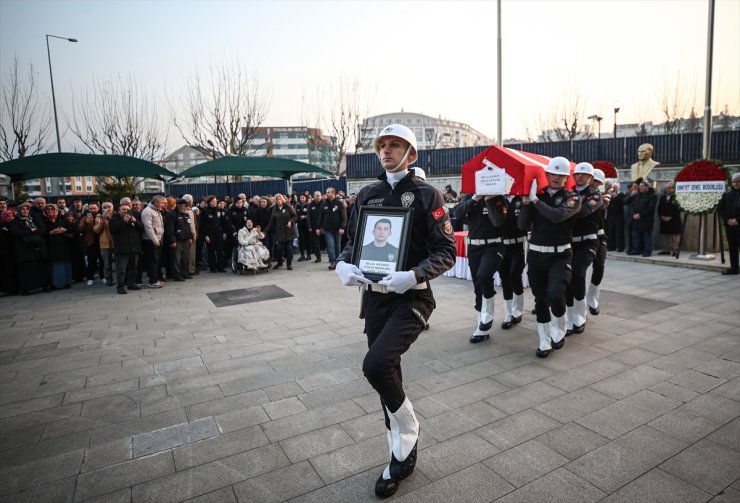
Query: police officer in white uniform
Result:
<box><xmin>518</xmin><ymin>157</ymin><xmax>582</xmax><ymax>358</ymax></box>
<box><xmin>334</xmin><ymin>125</ymin><xmax>456</xmax><ymax>497</ymax></box>
<box><xmin>565</xmin><ymin>162</ymin><xmax>604</xmax><ymax>336</ymax></box>
<box><xmin>586</xmin><ymin>168</ymin><xmax>611</xmax><ymax>315</ymax></box>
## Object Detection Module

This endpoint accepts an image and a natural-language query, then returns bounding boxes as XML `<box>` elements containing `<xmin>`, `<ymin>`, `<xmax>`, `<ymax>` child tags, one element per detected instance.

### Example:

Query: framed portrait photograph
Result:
<box><xmin>351</xmin><ymin>206</ymin><xmax>412</xmax><ymax>282</ymax></box>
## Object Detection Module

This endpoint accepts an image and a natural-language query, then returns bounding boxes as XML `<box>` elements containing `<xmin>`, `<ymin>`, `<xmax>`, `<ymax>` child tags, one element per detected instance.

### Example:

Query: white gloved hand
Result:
<box><xmin>335</xmin><ymin>261</ymin><xmax>372</xmax><ymax>286</ymax></box>
<box><xmin>472</xmin><ymin>194</ymin><xmax>483</xmax><ymax>201</ymax></box>
<box><xmin>378</xmin><ymin>270</ymin><xmax>417</xmax><ymax>294</ymax></box>
<box><xmin>529</xmin><ymin>179</ymin><xmax>539</xmax><ymax>202</ymax></box>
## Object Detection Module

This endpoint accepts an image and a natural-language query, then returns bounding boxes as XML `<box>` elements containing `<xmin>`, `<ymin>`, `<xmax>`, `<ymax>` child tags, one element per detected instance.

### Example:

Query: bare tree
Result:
<box><xmin>320</xmin><ymin>77</ymin><xmax>373</xmax><ymax>176</ymax></box>
<box><xmin>169</xmin><ymin>61</ymin><xmax>268</xmax><ymax>157</ymax></box>
<box><xmin>68</xmin><ymin>75</ymin><xmax>166</xmax><ymax>161</ymax></box>
<box><xmin>523</xmin><ymin>90</ymin><xmax>592</xmax><ymax>142</ymax></box>
<box><xmin>657</xmin><ymin>73</ymin><xmax>697</xmax><ymax>134</ymax></box>
<box><xmin>0</xmin><ymin>57</ymin><xmax>51</xmax><ymax>161</ymax></box>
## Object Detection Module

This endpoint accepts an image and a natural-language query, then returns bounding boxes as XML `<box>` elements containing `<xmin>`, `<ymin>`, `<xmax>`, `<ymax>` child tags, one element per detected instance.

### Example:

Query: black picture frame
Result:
<box><xmin>351</xmin><ymin>206</ymin><xmax>412</xmax><ymax>282</ymax></box>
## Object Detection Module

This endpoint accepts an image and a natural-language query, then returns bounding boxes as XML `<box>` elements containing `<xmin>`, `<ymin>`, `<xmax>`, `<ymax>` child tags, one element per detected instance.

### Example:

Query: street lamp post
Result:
<box><xmin>588</xmin><ymin>114</ymin><xmax>603</xmax><ymax>159</ymax></box>
<box><xmin>613</xmin><ymin>107</ymin><xmax>620</xmax><ymax>139</ymax></box>
<box><xmin>46</xmin><ymin>34</ymin><xmax>77</xmax><ymax>195</ymax></box>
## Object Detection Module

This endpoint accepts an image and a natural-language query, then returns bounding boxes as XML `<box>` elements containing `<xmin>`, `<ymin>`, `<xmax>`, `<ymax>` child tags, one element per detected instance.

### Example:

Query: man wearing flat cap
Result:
<box><xmin>164</xmin><ymin>198</ymin><xmax>194</xmax><ymax>281</ymax></box>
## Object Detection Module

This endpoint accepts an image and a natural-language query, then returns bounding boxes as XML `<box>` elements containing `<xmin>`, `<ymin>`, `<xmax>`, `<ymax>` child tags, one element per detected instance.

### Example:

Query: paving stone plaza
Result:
<box><xmin>0</xmin><ymin>257</ymin><xmax>738</xmax><ymax>502</ymax></box>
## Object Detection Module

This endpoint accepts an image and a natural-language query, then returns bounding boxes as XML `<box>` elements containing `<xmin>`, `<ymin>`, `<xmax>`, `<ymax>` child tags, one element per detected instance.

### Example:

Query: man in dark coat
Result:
<box><xmin>657</xmin><ymin>181</ymin><xmax>682</xmax><ymax>257</ymax></box>
<box><xmin>109</xmin><ymin>203</ymin><xmax>143</xmax><ymax>294</ymax></box>
<box><xmin>316</xmin><ymin>187</ymin><xmax>347</xmax><ymax>269</ymax></box>
<box><xmin>625</xmin><ymin>180</ymin><xmax>657</xmax><ymax>257</ymax></box>
<box><xmin>718</xmin><ymin>172</ymin><xmax>740</xmax><ymax>275</ymax></box>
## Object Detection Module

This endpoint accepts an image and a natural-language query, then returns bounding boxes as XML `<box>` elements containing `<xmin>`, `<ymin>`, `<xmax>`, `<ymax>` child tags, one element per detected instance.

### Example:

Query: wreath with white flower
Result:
<box><xmin>674</xmin><ymin>160</ymin><xmax>729</xmax><ymax>216</ymax></box>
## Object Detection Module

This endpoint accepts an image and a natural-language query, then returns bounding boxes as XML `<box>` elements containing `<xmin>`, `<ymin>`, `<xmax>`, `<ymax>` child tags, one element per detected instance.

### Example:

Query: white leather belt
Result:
<box><xmin>467</xmin><ymin>237</ymin><xmax>502</xmax><ymax>246</ymax></box>
<box><xmin>572</xmin><ymin>234</ymin><xmax>598</xmax><ymax>242</ymax></box>
<box><xmin>364</xmin><ymin>282</ymin><xmax>429</xmax><ymax>294</ymax></box>
<box><xmin>597</xmin><ymin>229</ymin><xmax>605</xmax><ymax>236</ymax></box>
<box><xmin>502</xmin><ymin>237</ymin><xmax>526</xmax><ymax>245</ymax></box>
<box><xmin>529</xmin><ymin>243</ymin><xmax>571</xmax><ymax>253</ymax></box>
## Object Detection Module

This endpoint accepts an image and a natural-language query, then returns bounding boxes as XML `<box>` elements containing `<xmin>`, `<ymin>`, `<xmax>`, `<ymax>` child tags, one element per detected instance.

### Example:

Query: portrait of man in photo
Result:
<box><xmin>359</xmin><ymin>217</ymin><xmax>402</xmax><ymax>275</ymax></box>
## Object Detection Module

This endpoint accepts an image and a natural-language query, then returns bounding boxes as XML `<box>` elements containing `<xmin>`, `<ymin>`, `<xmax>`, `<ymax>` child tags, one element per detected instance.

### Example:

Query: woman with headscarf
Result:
<box><xmin>42</xmin><ymin>204</ymin><xmax>73</xmax><ymax>289</ymax></box>
<box><xmin>0</xmin><ymin>208</ymin><xmax>19</xmax><ymax>295</ymax></box>
<box><xmin>10</xmin><ymin>202</ymin><xmax>50</xmax><ymax>294</ymax></box>
<box><xmin>237</xmin><ymin>219</ymin><xmax>270</xmax><ymax>271</ymax></box>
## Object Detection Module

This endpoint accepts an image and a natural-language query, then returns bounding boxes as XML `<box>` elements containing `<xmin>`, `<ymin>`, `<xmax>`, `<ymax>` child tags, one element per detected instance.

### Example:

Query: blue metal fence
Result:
<box><xmin>292</xmin><ymin>177</ymin><xmax>347</xmax><ymax>195</ymax></box>
<box><xmin>346</xmin><ymin>130</ymin><xmax>740</xmax><ymax>179</ymax></box>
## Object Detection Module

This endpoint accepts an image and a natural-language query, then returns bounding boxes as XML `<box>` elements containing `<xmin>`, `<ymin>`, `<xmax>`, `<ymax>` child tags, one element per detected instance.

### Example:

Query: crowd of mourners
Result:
<box><xmin>0</xmin><ymin>188</ymin><xmax>356</xmax><ymax>296</ymax></box>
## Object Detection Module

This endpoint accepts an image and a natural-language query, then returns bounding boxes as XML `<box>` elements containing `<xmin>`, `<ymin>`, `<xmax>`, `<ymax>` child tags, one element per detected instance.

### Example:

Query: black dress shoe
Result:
<box><xmin>589</xmin><ymin>305</ymin><xmax>600</xmax><ymax>316</ymax></box>
<box><xmin>536</xmin><ymin>348</ymin><xmax>552</xmax><ymax>358</ymax></box>
<box><xmin>501</xmin><ymin>315</ymin><xmax>522</xmax><ymax>330</ymax></box>
<box><xmin>389</xmin><ymin>442</ymin><xmax>417</xmax><ymax>480</ymax></box>
<box><xmin>174</xmin><ymin>277</ymin><xmax>185</xmax><ymax>282</ymax></box>
<box><xmin>117</xmin><ymin>288</ymin><xmax>127</xmax><ymax>294</ymax></box>
<box><xmin>328</xmin><ymin>263</ymin><xmax>336</xmax><ymax>270</ymax></box>
<box><xmin>531</xmin><ymin>308</ymin><xmax>537</xmax><ymax>315</ymax></box>
<box><xmin>287</xmin><ymin>265</ymin><xmax>293</xmax><ymax>270</ymax></box>
<box><xmin>182</xmin><ymin>275</ymin><xmax>194</xmax><ymax>279</ymax></box>
<box><xmin>127</xmin><ymin>284</ymin><xmax>141</xmax><ymax>291</ymax></box>
<box><xmin>470</xmin><ymin>333</ymin><xmax>490</xmax><ymax>343</ymax></box>
<box><xmin>552</xmin><ymin>338</ymin><xmax>565</xmax><ymax>350</ymax></box>
<box><xmin>297</xmin><ymin>256</ymin><xmax>305</xmax><ymax>262</ymax></box>
<box><xmin>314</xmin><ymin>257</ymin><xmax>321</xmax><ymax>263</ymax></box>
<box><xmin>565</xmin><ymin>329</ymin><xmax>574</xmax><ymax>337</ymax></box>
<box><xmin>572</xmin><ymin>323</ymin><xmax>586</xmax><ymax>334</ymax></box>
<box><xmin>374</xmin><ymin>474</ymin><xmax>399</xmax><ymax>498</ymax></box>
<box><xmin>721</xmin><ymin>269</ymin><xmax>739</xmax><ymax>275</ymax></box>
<box><xmin>272</xmin><ymin>263</ymin><xmax>282</xmax><ymax>270</ymax></box>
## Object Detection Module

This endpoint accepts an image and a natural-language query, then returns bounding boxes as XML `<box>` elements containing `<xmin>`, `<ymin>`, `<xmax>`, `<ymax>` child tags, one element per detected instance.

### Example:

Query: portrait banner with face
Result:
<box><xmin>352</xmin><ymin>206</ymin><xmax>412</xmax><ymax>282</ymax></box>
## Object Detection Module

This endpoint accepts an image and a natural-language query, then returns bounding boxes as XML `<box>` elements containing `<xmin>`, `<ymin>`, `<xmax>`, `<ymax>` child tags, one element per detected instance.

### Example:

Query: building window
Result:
<box><xmin>86</xmin><ymin>185</ymin><xmax>93</xmax><ymax>192</ymax></box>
<box><xmin>75</xmin><ymin>184</ymin><xmax>82</xmax><ymax>192</ymax></box>
<box><xmin>177</xmin><ymin>153</ymin><xmax>184</xmax><ymax>160</ymax></box>
<box><xmin>190</xmin><ymin>152</ymin><xmax>197</xmax><ymax>159</ymax></box>
<box><xmin>86</xmin><ymin>176</ymin><xmax>92</xmax><ymax>182</ymax></box>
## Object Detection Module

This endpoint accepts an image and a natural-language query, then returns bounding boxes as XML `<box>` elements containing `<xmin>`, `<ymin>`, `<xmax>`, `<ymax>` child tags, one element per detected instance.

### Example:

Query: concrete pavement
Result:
<box><xmin>0</xmin><ymin>257</ymin><xmax>738</xmax><ymax>502</ymax></box>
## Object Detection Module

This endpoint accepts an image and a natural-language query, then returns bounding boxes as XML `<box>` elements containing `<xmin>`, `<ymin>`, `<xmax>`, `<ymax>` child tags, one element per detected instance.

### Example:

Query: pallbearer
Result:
<box><xmin>587</xmin><ymin>169</ymin><xmax>611</xmax><ymax>315</ymax></box>
<box><xmin>518</xmin><ymin>157</ymin><xmax>581</xmax><ymax>358</ymax></box>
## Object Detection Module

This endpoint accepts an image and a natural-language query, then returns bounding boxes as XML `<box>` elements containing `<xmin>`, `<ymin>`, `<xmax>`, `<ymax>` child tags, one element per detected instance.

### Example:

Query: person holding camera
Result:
<box><xmin>93</xmin><ymin>201</ymin><xmax>115</xmax><ymax>286</ymax></box>
<box><xmin>79</xmin><ymin>201</ymin><xmax>104</xmax><ymax>286</ymax></box>
<box><xmin>110</xmin><ymin>204</ymin><xmax>143</xmax><ymax>294</ymax></box>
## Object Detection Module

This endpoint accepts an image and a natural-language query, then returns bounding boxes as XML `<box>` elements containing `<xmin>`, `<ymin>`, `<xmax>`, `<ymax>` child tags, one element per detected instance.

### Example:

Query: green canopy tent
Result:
<box><xmin>0</xmin><ymin>152</ymin><xmax>177</xmax><ymax>182</ymax></box>
<box><xmin>176</xmin><ymin>155</ymin><xmax>334</xmax><ymax>180</ymax></box>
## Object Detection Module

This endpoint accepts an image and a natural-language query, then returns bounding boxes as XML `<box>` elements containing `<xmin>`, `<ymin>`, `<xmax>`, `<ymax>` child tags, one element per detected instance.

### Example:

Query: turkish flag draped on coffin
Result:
<box><xmin>461</xmin><ymin>145</ymin><xmax>575</xmax><ymax>196</ymax></box>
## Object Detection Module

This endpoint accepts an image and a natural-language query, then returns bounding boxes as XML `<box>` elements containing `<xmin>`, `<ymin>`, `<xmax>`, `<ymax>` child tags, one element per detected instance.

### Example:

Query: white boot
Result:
<box><xmin>565</xmin><ymin>304</ymin><xmax>576</xmax><ymax>336</ymax></box>
<box><xmin>502</xmin><ymin>299</ymin><xmax>513</xmax><ymax>323</ymax></box>
<box><xmin>586</xmin><ymin>283</ymin><xmax>600</xmax><ymax>315</ymax></box>
<box><xmin>572</xmin><ymin>299</ymin><xmax>587</xmax><ymax>333</ymax></box>
<box><xmin>536</xmin><ymin>322</ymin><xmax>552</xmax><ymax>358</ymax></box>
<box><xmin>471</xmin><ymin>310</ymin><xmax>489</xmax><ymax>342</ymax></box>
<box><xmin>385</xmin><ymin>397</ymin><xmax>419</xmax><ymax>481</ymax></box>
<box><xmin>479</xmin><ymin>295</ymin><xmax>494</xmax><ymax>330</ymax></box>
<box><xmin>382</xmin><ymin>430</ymin><xmax>393</xmax><ymax>480</ymax></box>
<box><xmin>512</xmin><ymin>293</ymin><xmax>524</xmax><ymax>319</ymax></box>
<box><xmin>376</xmin><ymin>429</ymin><xmax>399</xmax><ymax>496</ymax></box>
<box><xmin>550</xmin><ymin>315</ymin><xmax>567</xmax><ymax>349</ymax></box>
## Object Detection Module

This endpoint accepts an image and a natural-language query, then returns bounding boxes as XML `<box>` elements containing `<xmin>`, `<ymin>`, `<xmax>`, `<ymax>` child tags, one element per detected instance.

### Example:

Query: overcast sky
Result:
<box><xmin>1</xmin><ymin>0</ymin><xmax>738</xmax><ymax>153</ymax></box>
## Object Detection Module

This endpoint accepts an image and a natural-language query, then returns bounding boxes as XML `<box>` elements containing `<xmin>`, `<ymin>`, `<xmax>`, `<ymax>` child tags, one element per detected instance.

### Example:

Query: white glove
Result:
<box><xmin>529</xmin><ymin>179</ymin><xmax>539</xmax><ymax>202</ymax></box>
<box><xmin>335</xmin><ymin>261</ymin><xmax>372</xmax><ymax>286</ymax></box>
<box><xmin>378</xmin><ymin>270</ymin><xmax>417</xmax><ymax>294</ymax></box>
<box><xmin>472</xmin><ymin>194</ymin><xmax>483</xmax><ymax>201</ymax></box>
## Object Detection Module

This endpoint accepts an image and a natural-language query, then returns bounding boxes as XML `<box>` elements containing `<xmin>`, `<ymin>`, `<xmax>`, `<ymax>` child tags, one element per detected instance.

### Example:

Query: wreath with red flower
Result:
<box><xmin>674</xmin><ymin>159</ymin><xmax>729</xmax><ymax>215</ymax></box>
<box><xmin>592</xmin><ymin>161</ymin><xmax>618</xmax><ymax>179</ymax></box>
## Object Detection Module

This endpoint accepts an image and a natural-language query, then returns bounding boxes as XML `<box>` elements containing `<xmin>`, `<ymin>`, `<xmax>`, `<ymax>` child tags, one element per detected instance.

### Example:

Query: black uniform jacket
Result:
<box><xmin>164</xmin><ymin>209</ymin><xmax>194</xmax><ymax>245</ymax></box>
<box><xmin>317</xmin><ymin>198</ymin><xmax>347</xmax><ymax>232</ymax></box>
<box><xmin>518</xmin><ymin>188</ymin><xmax>582</xmax><ymax>247</ymax></box>
<box><xmin>455</xmin><ymin>194</ymin><xmax>500</xmax><ymax>239</ymax></box>
<box><xmin>485</xmin><ymin>195</ymin><xmax>527</xmax><ymax>239</ymax></box>
<box><xmin>338</xmin><ymin>170</ymin><xmax>456</xmax><ymax>284</ymax></box>
<box><xmin>572</xmin><ymin>185</ymin><xmax>604</xmax><ymax>237</ymax></box>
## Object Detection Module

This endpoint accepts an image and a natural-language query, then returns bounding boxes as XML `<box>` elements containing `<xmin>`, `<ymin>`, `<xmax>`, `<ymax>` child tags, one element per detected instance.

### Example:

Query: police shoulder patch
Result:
<box><xmin>443</xmin><ymin>219</ymin><xmax>453</xmax><ymax>235</ymax></box>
